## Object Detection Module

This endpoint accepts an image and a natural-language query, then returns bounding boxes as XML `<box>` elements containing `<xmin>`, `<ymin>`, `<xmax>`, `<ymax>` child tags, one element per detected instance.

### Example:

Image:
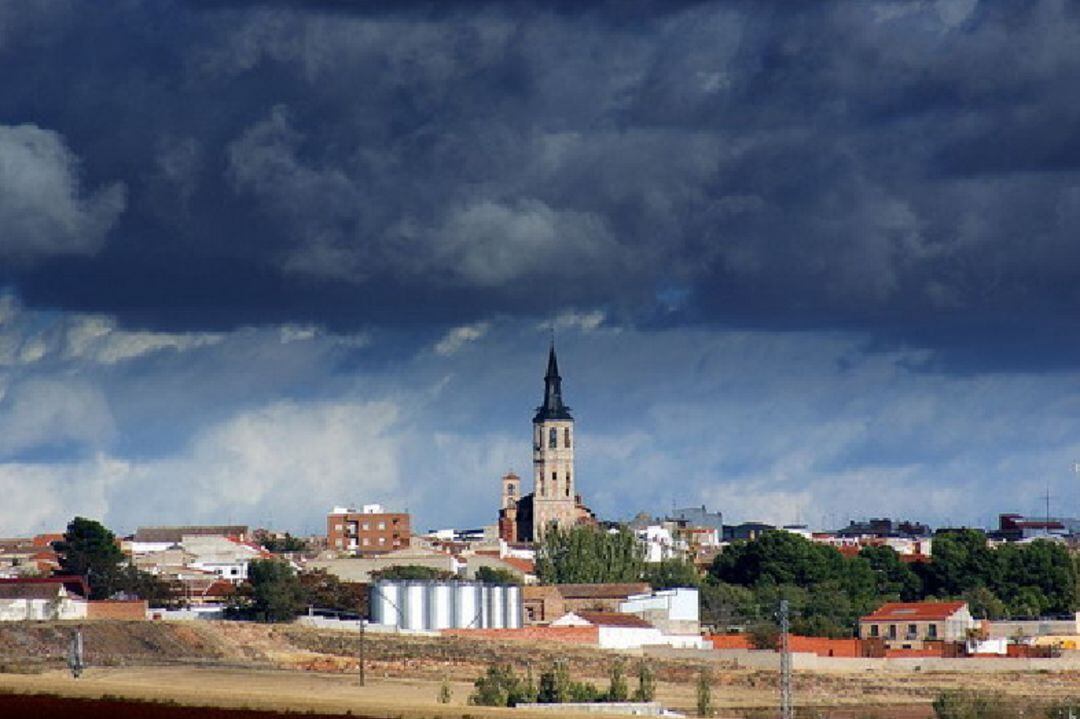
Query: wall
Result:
<box><xmin>87</xmin><ymin>600</ymin><xmax>148</xmax><ymax>620</ymax></box>
<box><xmin>0</xmin><ymin>597</ymin><xmax>87</xmax><ymax>621</ymax></box>
<box><xmin>645</xmin><ymin>647</ymin><xmax>1080</xmax><ymax>672</ymax></box>
<box><xmin>442</xmin><ymin>626</ymin><xmax>599</xmax><ymax>645</ymax></box>
<box><xmin>707</xmin><ymin>634</ymin><xmax>753</xmax><ymax>649</ymax></box>
<box><xmin>788</xmin><ymin>635</ymin><xmax>860</xmax><ymax>657</ymax></box>
<box><xmin>988</xmin><ymin>615</ymin><xmax>1080</xmax><ymax>638</ymax></box>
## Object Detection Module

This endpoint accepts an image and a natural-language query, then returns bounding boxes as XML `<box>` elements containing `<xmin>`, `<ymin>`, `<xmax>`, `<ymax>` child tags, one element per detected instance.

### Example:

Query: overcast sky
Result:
<box><xmin>2</xmin><ymin>0</ymin><xmax>1080</xmax><ymax>536</ymax></box>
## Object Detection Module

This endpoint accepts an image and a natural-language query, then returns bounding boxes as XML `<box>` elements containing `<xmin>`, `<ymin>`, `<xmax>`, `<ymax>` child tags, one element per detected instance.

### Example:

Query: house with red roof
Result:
<box><xmin>858</xmin><ymin>601</ymin><xmax>975</xmax><ymax>649</ymax></box>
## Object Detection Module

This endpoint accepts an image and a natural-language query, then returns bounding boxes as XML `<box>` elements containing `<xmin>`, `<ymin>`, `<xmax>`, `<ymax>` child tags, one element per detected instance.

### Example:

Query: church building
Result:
<box><xmin>499</xmin><ymin>343</ymin><xmax>595</xmax><ymax>543</ymax></box>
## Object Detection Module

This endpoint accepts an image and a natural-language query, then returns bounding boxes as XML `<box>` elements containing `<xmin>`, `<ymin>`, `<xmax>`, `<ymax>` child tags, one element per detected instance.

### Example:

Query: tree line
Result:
<box><xmin>536</xmin><ymin>524</ymin><xmax>1080</xmax><ymax>637</ymax></box>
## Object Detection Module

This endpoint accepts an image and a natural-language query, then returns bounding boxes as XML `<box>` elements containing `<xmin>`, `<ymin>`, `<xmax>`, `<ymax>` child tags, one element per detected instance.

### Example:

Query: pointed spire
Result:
<box><xmin>535</xmin><ymin>341</ymin><xmax>572</xmax><ymax>423</ymax></box>
<box><xmin>545</xmin><ymin>340</ymin><xmax>560</xmax><ymax>380</ymax></box>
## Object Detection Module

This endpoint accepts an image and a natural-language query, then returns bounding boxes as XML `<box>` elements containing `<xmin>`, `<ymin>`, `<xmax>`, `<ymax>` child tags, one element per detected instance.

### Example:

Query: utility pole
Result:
<box><xmin>358</xmin><ymin>619</ymin><xmax>366</xmax><ymax>687</ymax></box>
<box><xmin>68</xmin><ymin>629</ymin><xmax>84</xmax><ymax>679</ymax></box>
<box><xmin>777</xmin><ymin>600</ymin><xmax>793</xmax><ymax>719</ymax></box>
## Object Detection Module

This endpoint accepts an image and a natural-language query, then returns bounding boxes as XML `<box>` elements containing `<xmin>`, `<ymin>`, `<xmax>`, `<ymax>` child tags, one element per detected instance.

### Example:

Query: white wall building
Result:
<box><xmin>0</xmin><ymin>583</ymin><xmax>87</xmax><ymax>621</ymax></box>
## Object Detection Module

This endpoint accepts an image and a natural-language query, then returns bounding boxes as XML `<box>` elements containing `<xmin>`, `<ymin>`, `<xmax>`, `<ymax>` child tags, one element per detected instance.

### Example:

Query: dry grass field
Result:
<box><xmin>0</xmin><ymin>622</ymin><xmax>1076</xmax><ymax>718</ymax></box>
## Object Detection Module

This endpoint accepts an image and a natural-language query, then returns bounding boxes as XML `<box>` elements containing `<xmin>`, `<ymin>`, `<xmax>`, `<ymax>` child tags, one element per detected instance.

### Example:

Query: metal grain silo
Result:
<box><xmin>372</xmin><ymin>581</ymin><xmax>401</xmax><ymax>628</ymax></box>
<box><xmin>489</xmin><ymin>585</ymin><xmax>505</xmax><ymax>628</ymax></box>
<box><xmin>505</xmin><ymin>584</ymin><xmax>522</xmax><ymax>628</ymax></box>
<box><xmin>479</xmin><ymin>584</ymin><xmax>491</xmax><ymax>628</ymax></box>
<box><xmin>403</xmin><ymin>582</ymin><xmax>426</xmax><ymax>631</ymax></box>
<box><xmin>430</xmin><ymin>582</ymin><xmax>453</xmax><ymax>630</ymax></box>
<box><xmin>453</xmin><ymin>582</ymin><xmax>479</xmax><ymax>628</ymax></box>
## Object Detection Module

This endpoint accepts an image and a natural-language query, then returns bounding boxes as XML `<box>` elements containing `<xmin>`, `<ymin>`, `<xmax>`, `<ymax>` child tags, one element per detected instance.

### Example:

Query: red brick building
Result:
<box><xmin>327</xmin><ymin>504</ymin><xmax>410</xmax><ymax>554</ymax></box>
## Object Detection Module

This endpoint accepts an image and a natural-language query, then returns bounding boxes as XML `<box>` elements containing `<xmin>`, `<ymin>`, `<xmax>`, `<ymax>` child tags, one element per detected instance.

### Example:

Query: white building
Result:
<box><xmin>0</xmin><ymin>581</ymin><xmax>87</xmax><ymax>621</ymax></box>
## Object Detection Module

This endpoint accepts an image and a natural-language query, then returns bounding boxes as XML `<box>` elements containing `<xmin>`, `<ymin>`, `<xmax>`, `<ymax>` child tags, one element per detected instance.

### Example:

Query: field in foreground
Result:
<box><xmin>0</xmin><ymin>621</ymin><xmax>1076</xmax><ymax>718</ymax></box>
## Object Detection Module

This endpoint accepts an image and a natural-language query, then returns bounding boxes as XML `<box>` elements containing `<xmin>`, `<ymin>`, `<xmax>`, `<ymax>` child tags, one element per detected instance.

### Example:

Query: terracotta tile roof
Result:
<box><xmin>0</xmin><ymin>583</ymin><xmax>66</xmax><ymax>600</ymax></box>
<box><xmin>575</xmin><ymin>611</ymin><xmax>654</xmax><ymax>628</ymax></box>
<box><xmin>0</xmin><ymin>575</ymin><xmax>90</xmax><ymax>598</ymax></box>
<box><xmin>861</xmin><ymin>601</ymin><xmax>967</xmax><ymax>622</ymax></box>
<box><xmin>499</xmin><ymin>557</ymin><xmax>535</xmax><ymax>574</ymax></box>
<box><xmin>556</xmin><ymin>582</ymin><xmax>651</xmax><ymax>599</ymax></box>
<box><xmin>32</xmin><ymin>534</ymin><xmax>64</xmax><ymax>548</ymax></box>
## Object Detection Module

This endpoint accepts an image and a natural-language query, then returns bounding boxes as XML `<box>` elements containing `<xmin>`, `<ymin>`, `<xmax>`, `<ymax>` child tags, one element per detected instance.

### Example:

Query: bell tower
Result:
<box><xmin>532</xmin><ymin>342</ymin><xmax>576</xmax><ymax>541</ymax></box>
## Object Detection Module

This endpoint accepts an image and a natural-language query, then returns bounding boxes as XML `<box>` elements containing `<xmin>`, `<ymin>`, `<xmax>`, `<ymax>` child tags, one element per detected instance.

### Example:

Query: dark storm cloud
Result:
<box><xmin>2</xmin><ymin>0</ymin><xmax>1079</xmax><ymax>365</ymax></box>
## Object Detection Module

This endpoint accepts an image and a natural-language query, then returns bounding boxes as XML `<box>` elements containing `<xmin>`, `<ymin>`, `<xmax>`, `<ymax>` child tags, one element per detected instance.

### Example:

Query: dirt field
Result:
<box><xmin>0</xmin><ymin>622</ymin><xmax>1076</xmax><ymax>718</ymax></box>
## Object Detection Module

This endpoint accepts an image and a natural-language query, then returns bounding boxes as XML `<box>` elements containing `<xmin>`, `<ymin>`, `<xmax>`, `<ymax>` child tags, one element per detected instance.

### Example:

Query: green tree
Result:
<box><xmin>246</xmin><ymin>559</ymin><xmax>304</xmax><ymax>622</ymax></box>
<box><xmin>700</xmin><ymin>581</ymin><xmax>759</xmax><ymax>628</ymax></box>
<box><xmin>696</xmin><ymin>666</ymin><xmax>713</xmax><ymax>717</ymax></box>
<box><xmin>53</xmin><ymin>517</ymin><xmax>125</xmax><ymax>599</ymax></box>
<box><xmin>470</xmin><ymin>664</ymin><xmax>529</xmax><ymax>707</ymax></box>
<box><xmin>859</xmin><ymin>545</ymin><xmax>922</xmax><ymax>601</ymax></box>
<box><xmin>370</xmin><ymin>565</ymin><xmax>455</xmax><ymax>581</ymax></box>
<box><xmin>113</xmin><ymin>564</ymin><xmax>182</xmax><ymax>608</ymax></box>
<box><xmin>298</xmin><ymin>569</ymin><xmax>367</xmax><ymax>615</ymax></box>
<box><xmin>917</xmin><ymin>530</ymin><xmax>995</xmax><ymax>597</ymax></box>
<box><xmin>711</xmin><ymin>531</ymin><xmax>849</xmax><ymax>588</ymax></box>
<box><xmin>644</xmin><ymin>558</ymin><xmax>702</xmax><ymax>589</ymax></box>
<box><xmin>633</xmin><ymin>660</ymin><xmax>656</xmax><ymax>702</ymax></box>
<box><xmin>961</xmin><ymin>586</ymin><xmax>1007</xmax><ymax>620</ymax></box>
<box><xmin>537</xmin><ymin>660</ymin><xmax>572</xmax><ymax>703</ymax></box>
<box><xmin>993</xmin><ymin>540</ymin><xmax>1077</xmax><ymax>614</ymax></box>
<box><xmin>475</xmin><ymin>566</ymin><xmax>523</xmax><ymax>585</ymax></box>
<box><xmin>606</xmin><ymin>657</ymin><xmax>629</xmax><ymax>702</ymax></box>
<box><xmin>536</xmin><ymin>525</ymin><xmax>644</xmax><ymax>584</ymax></box>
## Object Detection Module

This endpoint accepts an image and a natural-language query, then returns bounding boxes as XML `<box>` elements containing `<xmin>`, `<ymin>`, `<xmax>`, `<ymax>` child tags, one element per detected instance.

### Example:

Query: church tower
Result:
<box><xmin>532</xmin><ymin>342</ymin><xmax>576</xmax><ymax>540</ymax></box>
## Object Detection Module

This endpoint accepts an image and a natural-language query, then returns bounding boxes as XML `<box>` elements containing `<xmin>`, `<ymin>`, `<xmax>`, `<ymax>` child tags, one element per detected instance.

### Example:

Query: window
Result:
<box><xmin>566</xmin><ymin>472</ymin><xmax>571</xmax><ymax>497</ymax></box>
<box><xmin>927</xmin><ymin>624</ymin><xmax>938</xmax><ymax>639</ymax></box>
<box><xmin>869</xmin><ymin>625</ymin><xmax>879</xmax><ymax>638</ymax></box>
<box><xmin>362</xmin><ymin>538</ymin><xmax>369</xmax><ymax>546</ymax></box>
<box><xmin>564</xmin><ymin>428</ymin><xmax>571</xmax><ymax>447</ymax></box>
<box><xmin>362</xmin><ymin>523</ymin><xmax>369</xmax><ymax>531</ymax></box>
<box><xmin>377</xmin><ymin>522</ymin><xmax>385</xmax><ymax>530</ymax></box>
<box><xmin>906</xmin><ymin>624</ymin><xmax>917</xmax><ymax>639</ymax></box>
<box><xmin>888</xmin><ymin>624</ymin><xmax>897</xmax><ymax>639</ymax></box>
<box><xmin>549</xmin><ymin>427</ymin><xmax>557</xmax><ymax>449</ymax></box>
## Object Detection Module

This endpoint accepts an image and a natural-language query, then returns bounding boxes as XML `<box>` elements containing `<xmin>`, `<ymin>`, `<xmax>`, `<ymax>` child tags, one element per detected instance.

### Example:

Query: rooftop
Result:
<box><xmin>861</xmin><ymin>601</ymin><xmax>967</xmax><ymax>622</ymax></box>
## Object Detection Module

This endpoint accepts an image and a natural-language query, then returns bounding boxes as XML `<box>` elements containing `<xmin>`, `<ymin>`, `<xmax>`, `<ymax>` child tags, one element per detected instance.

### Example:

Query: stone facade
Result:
<box><xmin>499</xmin><ymin>344</ymin><xmax>595</xmax><ymax>544</ymax></box>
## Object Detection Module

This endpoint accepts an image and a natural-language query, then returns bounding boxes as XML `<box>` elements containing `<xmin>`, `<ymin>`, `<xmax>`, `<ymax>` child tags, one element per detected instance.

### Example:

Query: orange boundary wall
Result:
<box><xmin>442</xmin><ymin>626</ymin><xmax>599</xmax><ymax>645</ymax></box>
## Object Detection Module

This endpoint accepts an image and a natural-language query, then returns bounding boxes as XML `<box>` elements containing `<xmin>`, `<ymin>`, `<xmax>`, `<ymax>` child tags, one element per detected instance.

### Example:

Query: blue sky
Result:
<box><xmin>2</xmin><ymin>0</ymin><xmax>1080</xmax><ymax>535</ymax></box>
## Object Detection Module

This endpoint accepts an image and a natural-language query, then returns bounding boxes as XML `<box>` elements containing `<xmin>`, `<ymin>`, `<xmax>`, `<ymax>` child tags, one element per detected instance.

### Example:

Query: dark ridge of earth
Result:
<box><xmin>0</xmin><ymin>694</ymin><xmax>373</xmax><ymax>719</ymax></box>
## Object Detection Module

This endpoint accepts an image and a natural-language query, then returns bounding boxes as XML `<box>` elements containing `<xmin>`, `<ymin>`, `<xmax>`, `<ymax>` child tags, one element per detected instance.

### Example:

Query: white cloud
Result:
<box><xmin>541</xmin><ymin>309</ymin><xmax>606</xmax><ymax>333</ymax></box>
<box><xmin>0</xmin><ymin>454</ymin><xmax>127</xmax><ymax>535</ymax></box>
<box><xmin>0</xmin><ymin>378</ymin><xmax>114</xmax><ymax>456</ymax></box>
<box><xmin>0</xmin><ymin>124</ymin><xmax>126</xmax><ymax>263</ymax></box>
<box><xmin>435</xmin><ymin>321</ymin><xmax>490</xmax><ymax>356</ymax></box>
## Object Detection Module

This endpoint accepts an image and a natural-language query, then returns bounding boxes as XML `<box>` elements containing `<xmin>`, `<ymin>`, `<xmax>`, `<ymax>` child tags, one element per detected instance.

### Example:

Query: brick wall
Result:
<box><xmin>442</xmin><ymin>626</ymin><xmax>599</xmax><ymax>645</ymax></box>
<box><xmin>707</xmin><ymin>634</ymin><xmax>754</xmax><ymax>649</ymax></box>
<box><xmin>86</xmin><ymin>600</ymin><xmax>148</xmax><ymax>620</ymax></box>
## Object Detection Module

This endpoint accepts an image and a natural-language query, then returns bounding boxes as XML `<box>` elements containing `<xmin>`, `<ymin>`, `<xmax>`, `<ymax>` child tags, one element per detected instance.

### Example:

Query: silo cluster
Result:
<box><xmin>369</xmin><ymin>580</ymin><xmax>522</xmax><ymax>632</ymax></box>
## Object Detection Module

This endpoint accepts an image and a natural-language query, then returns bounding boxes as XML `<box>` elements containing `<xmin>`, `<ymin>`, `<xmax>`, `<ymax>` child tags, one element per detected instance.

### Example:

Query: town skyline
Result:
<box><xmin>3</xmin><ymin>1</ymin><xmax>1080</xmax><ymax>536</ymax></box>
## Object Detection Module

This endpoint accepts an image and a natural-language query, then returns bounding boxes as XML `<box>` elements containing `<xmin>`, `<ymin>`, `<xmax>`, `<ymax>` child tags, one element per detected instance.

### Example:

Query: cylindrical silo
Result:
<box><xmin>431</xmin><ymin>582</ymin><xmax>453</xmax><ymax>630</ymax></box>
<box><xmin>404</xmin><ymin>582</ymin><xmax>425</xmax><ymax>631</ymax></box>
<box><xmin>454</xmin><ymin>583</ymin><xmax>478</xmax><ymax>628</ymax></box>
<box><xmin>373</xmin><ymin>581</ymin><xmax>401</xmax><ymax>627</ymax></box>
<box><xmin>489</xmin><ymin>585</ymin><xmax>505</xmax><ymax>628</ymax></box>
<box><xmin>479</xmin><ymin>584</ymin><xmax>491</xmax><ymax>628</ymax></box>
<box><xmin>505</xmin><ymin>585</ymin><xmax>522</xmax><ymax>628</ymax></box>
